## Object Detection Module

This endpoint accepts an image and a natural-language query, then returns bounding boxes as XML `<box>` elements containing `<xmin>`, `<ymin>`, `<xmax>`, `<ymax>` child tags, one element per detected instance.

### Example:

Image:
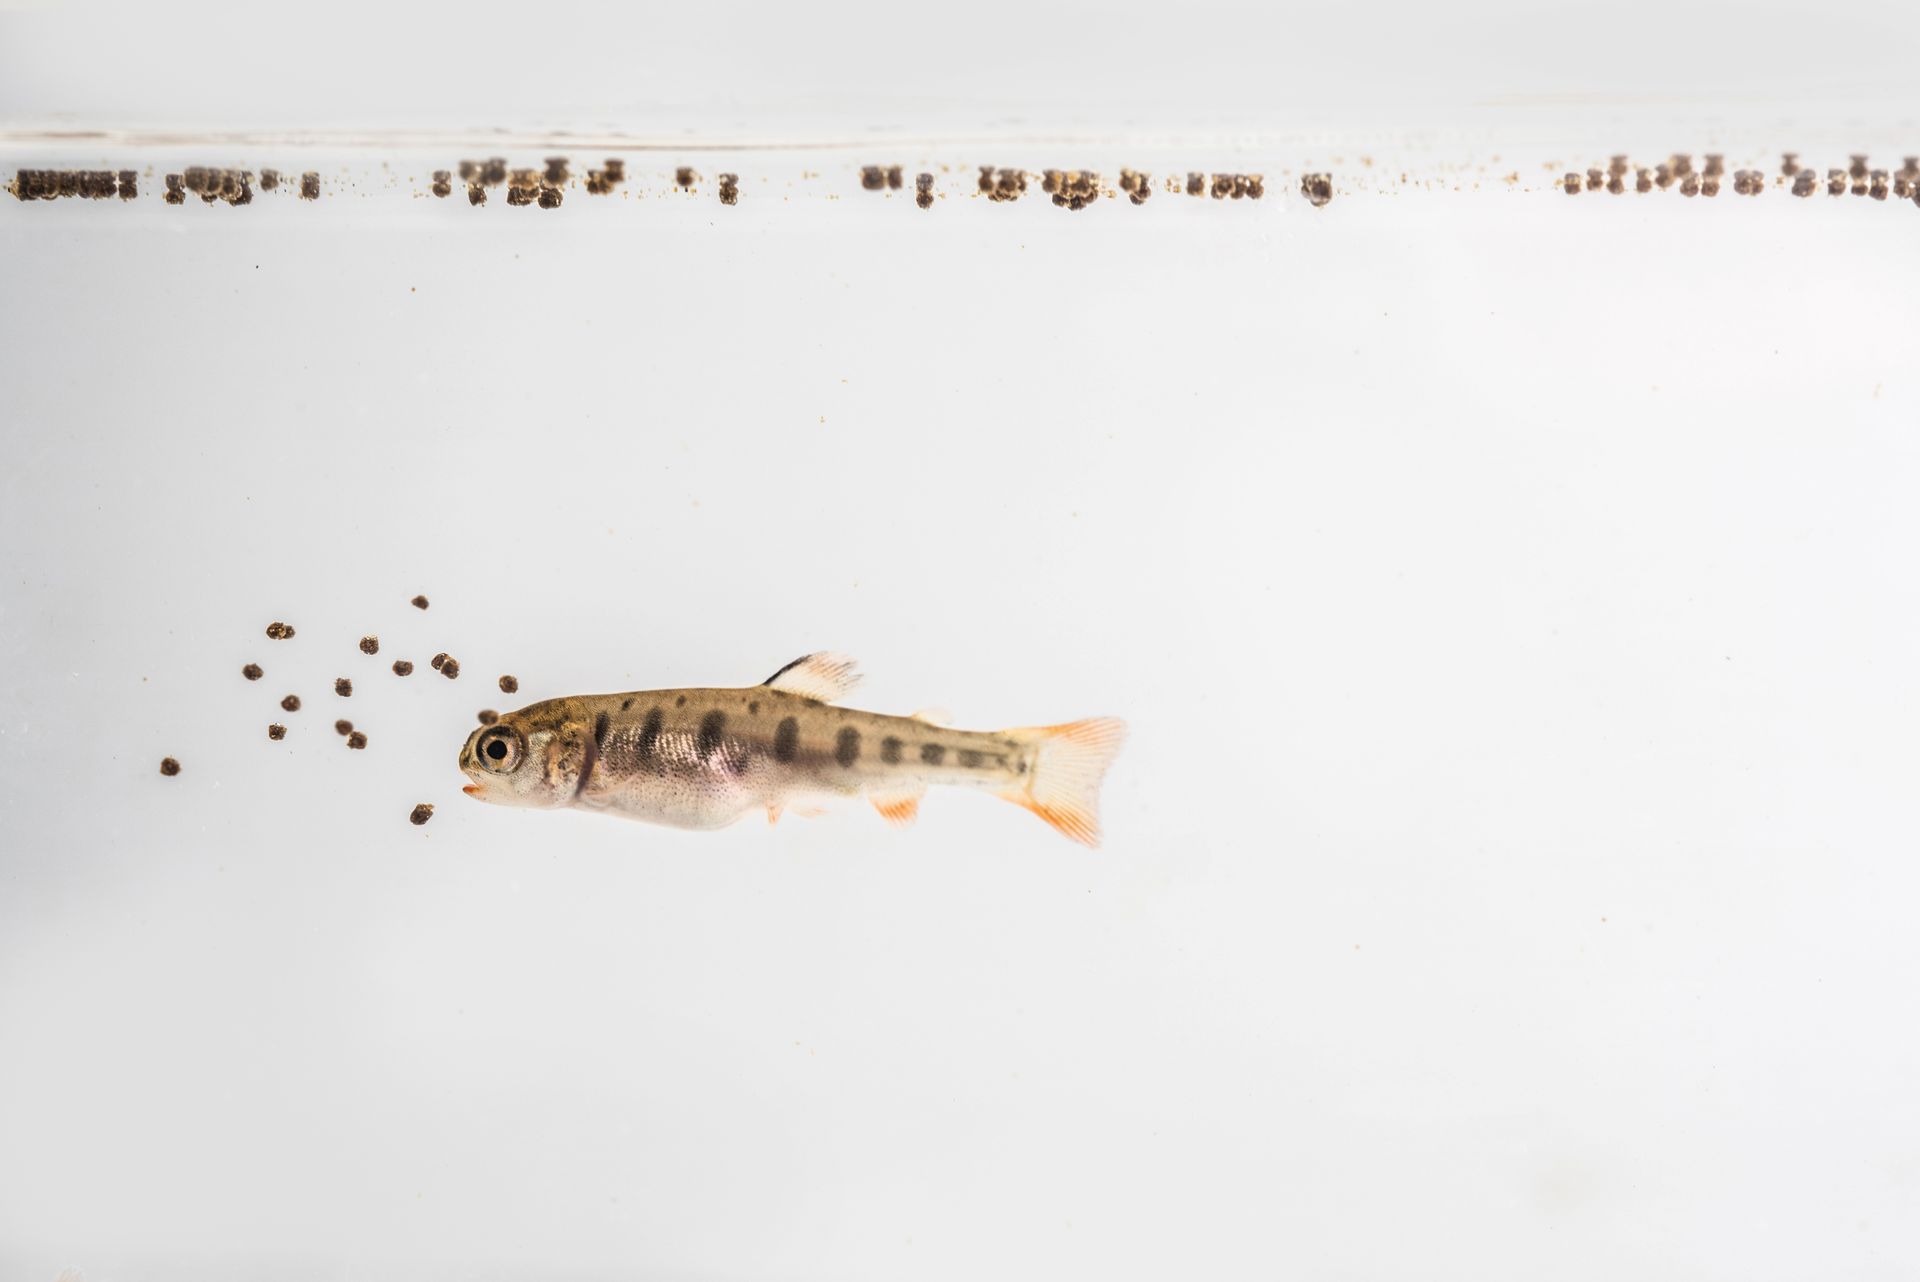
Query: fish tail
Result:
<box><xmin>996</xmin><ymin>717</ymin><xmax>1127</xmax><ymax>847</ymax></box>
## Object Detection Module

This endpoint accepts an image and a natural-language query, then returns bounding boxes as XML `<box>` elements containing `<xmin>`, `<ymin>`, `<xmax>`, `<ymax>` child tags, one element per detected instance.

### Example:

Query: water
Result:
<box><xmin>4</xmin><ymin>115</ymin><xmax>1920</xmax><ymax>1282</ymax></box>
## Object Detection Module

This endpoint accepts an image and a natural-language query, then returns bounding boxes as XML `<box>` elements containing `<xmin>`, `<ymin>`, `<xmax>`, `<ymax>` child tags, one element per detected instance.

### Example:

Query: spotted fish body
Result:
<box><xmin>458</xmin><ymin>654</ymin><xmax>1126</xmax><ymax>845</ymax></box>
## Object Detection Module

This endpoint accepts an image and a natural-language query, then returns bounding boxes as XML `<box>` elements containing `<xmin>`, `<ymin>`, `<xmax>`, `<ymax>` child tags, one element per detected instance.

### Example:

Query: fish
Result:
<box><xmin>457</xmin><ymin>653</ymin><xmax>1126</xmax><ymax>846</ymax></box>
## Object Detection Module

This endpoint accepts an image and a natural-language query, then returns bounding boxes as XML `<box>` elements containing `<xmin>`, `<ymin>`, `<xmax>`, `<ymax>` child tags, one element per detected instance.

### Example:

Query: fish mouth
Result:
<box><xmin>463</xmin><ymin>783</ymin><xmax>484</xmax><ymax>797</ymax></box>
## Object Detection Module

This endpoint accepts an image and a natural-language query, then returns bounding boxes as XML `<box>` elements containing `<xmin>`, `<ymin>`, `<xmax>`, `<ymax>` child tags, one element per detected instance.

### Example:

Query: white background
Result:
<box><xmin>3</xmin><ymin>5</ymin><xmax>1919</xmax><ymax>1281</ymax></box>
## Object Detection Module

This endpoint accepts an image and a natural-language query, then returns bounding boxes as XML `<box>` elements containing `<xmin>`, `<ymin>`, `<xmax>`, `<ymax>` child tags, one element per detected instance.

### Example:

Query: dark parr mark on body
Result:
<box><xmin>920</xmin><ymin>743</ymin><xmax>945</xmax><ymax>766</ymax></box>
<box><xmin>621</xmin><ymin>698</ymin><xmax>633</xmax><ymax>711</ymax></box>
<box><xmin>698</xmin><ymin>711</ymin><xmax>727</xmax><ymax>756</ymax></box>
<box><xmin>638</xmin><ymin>708</ymin><xmax>664</xmax><ymax>765</ymax></box>
<box><xmin>881</xmin><ymin>736</ymin><xmax>903</xmax><ymax>764</ymax></box>
<box><xmin>774</xmin><ymin>717</ymin><xmax>800</xmax><ymax>763</ymax></box>
<box><xmin>576</xmin><ymin>713</ymin><xmax>609</xmax><ymax>798</ymax></box>
<box><xmin>958</xmin><ymin>749</ymin><xmax>986</xmax><ymax>768</ymax></box>
<box><xmin>835</xmin><ymin>727</ymin><xmax>861</xmax><ymax>767</ymax></box>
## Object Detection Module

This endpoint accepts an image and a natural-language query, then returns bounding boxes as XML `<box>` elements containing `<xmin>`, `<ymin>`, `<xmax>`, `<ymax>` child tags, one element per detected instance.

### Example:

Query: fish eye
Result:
<box><xmin>476</xmin><ymin>727</ymin><xmax>522</xmax><ymax>772</ymax></box>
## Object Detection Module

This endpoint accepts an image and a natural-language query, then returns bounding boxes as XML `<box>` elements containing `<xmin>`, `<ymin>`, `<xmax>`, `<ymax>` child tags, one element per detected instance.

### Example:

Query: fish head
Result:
<box><xmin>458</xmin><ymin>708</ymin><xmax>573</xmax><ymax>809</ymax></box>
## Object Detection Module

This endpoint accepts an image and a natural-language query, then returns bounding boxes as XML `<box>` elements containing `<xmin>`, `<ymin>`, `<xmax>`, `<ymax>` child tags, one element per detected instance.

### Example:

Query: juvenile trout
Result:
<box><xmin>458</xmin><ymin>653</ymin><xmax>1125</xmax><ymax>845</ymax></box>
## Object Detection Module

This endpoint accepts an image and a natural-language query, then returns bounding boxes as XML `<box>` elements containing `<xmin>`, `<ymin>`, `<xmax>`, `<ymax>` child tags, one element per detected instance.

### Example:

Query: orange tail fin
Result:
<box><xmin>997</xmin><ymin>717</ymin><xmax>1127</xmax><ymax>847</ymax></box>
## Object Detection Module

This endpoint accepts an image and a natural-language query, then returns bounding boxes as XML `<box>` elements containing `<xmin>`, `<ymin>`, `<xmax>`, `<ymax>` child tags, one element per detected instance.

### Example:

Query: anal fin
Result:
<box><xmin>869</xmin><ymin>782</ymin><xmax>928</xmax><ymax>829</ymax></box>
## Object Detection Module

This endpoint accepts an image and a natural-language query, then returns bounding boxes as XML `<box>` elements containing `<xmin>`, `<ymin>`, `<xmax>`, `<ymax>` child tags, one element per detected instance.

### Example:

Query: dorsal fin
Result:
<box><xmin>761</xmin><ymin>653</ymin><xmax>862</xmax><ymax>703</ymax></box>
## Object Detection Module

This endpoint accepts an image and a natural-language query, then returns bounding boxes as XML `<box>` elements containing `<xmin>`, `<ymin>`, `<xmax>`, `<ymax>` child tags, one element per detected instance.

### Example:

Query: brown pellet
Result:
<box><xmin>467</xmin><ymin>185</ymin><xmax>486</xmax><ymax>206</ymax></box>
<box><xmin>1703</xmin><ymin>154</ymin><xmax>1724</xmax><ymax>178</ymax></box>
<box><xmin>266</xmin><ymin>621</ymin><xmax>295</xmax><ymax>639</ymax></box>
<box><xmin>300</xmin><ymin>172</ymin><xmax>319</xmax><ymax>200</ymax></box>
<box><xmin>411</xmin><ymin>594</ymin><xmax>429</xmax><ymax>610</ymax></box>
<box><xmin>1680</xmin><ymin>173</ymin><xmax>1700</xmax><ymax>197</ymax></box>
<box><xmin>431</xmin><ymin>653</ymin><xmax>448</xmax><ymax>670</ymax></box>
<box><xmin>409</xmin><ymin>804</ymin><xmax>434</xmax><ymax>826</ymax></box>
<box><xmin>117</xmin><ymin>170</ymin><xmax>136</xmax><ymax>199</ymax></box>
<box><xmin>346</xmin><ymin>731</ymin><xmax>367</xmax><ymax>750</ymax></box>
<box><xmin>242</xmin><ymin>663</ymin><xmax>263</xmax><ymax>681</ymax></box>
<box><xmin>544</xmin><ymin>156</ymin><xmax>569</xmax><ymax>184</ymax></box>
<box><xmin>441</xmin><ymin>658</ymin><xmax>460</xmax><ymax>679</ymax></box>
<box><xmin>1635</xmin><ymin>168</ymin><xmax>1653</xmax><ymax>193</ymax></box>
<box><xmin>1792</xmin><ymin>170</ymin><xmax>1817</xmax><ymax>197</ymax></box>
<box><xmin>1585</xmin><ymin>167</ymin><xmax>1605</xmax><ymax>191</ymax></box>
<box><xmin>916</xmin><ymin>173</ymin><xmax>934</xmax><ymax>209</ymax></box>
<box><xmin>676</xmin><ymin>167</ymin><xmax>697</xmax><ymax>188</ymax></box>
<box><xmin>268</xmin><ymin>724</ymin><xmax>286</xmax><ymax>740</ymax></box>
<box><xmin>1850</xmin><ymin>154</ymin><xmax>1869</xmax><ymax>178</ymax></box>
<box><xmin>280</xmin><ymin>694</ymin><xmax>301</xmax><ymax>712</ymax></box>
<box><xmin>335</xmin><ymin>719</ymin><xmax>354</xmax><ymax>735</ymax></box>
<box><xmin>886</xmin><ymin>165</ymin><xmax>903</xmax><ymax>190</ymax></box>
<box><xmin>478</xmin><ymin>709</ymin><xmax>499</xmax><ymax>725</ymax></box>
<box><xmin>498</xmin><ymin>674</ymin><xmax>519</xmax><ymax>693</ymax></box>
<box><xmin>334</xmin><ymin>678</ymin><xmax>352</xmax><ymax>697</ymax></box>
<box><xmin>1781</xmin><ymin>152</ymin><xmax>1799</xmax><ymax>177</ymax></box>
<box><xmin>431</xmin><ymin>171</ymin><xmax>451</xmax><ymax>198</ymax></box>
<box><xmin>159</xmin><ymin>757</ymin><xmax>181</xmax><ymax>776</ymax></box>
<box><xmin>1186</xmin><ymin>172</ymin><xmax>1204</xmax><ymax>195</ymax></box>
<box><xmin>1300</xmin><ymin>174</ymin><xmax>1333</xmax><ymax>207</ymax></box>
<box><xmin>392</xmin><ymin>660</ymin><xmax>414</xmax><ymax>676</ymax></box>
<box><xmin>1563</xmin><ymin>173</ymin><xmax>1582</xmax><ymax>195</ymax></box>
<box><xmin>604</xmin><ymin>158</ymin><xmax>625</xmax><ymax>181</ymax></box>
<box><xmin>1829</xmin><ymin>169</ymin><xmax>1847</xmax><ymax>195</ymax></box>
<box><xmin>717</xmin><ymin>173</ymin><xmax>738</xmax><ymax>206</ymax></box>
<box><xmin>537</xmin><ymin>185</ymin><xmax>563</xmax><ymax>209</ymax></box>
<box><xmin>359</xmin><ymin>635</ymin><xmax>379</xmax><ymax>655</ymax></box>
<box><xmin>861</xmin><ymin>166</ymin><xmax>885</xmax><ymax>190</ymax></box>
